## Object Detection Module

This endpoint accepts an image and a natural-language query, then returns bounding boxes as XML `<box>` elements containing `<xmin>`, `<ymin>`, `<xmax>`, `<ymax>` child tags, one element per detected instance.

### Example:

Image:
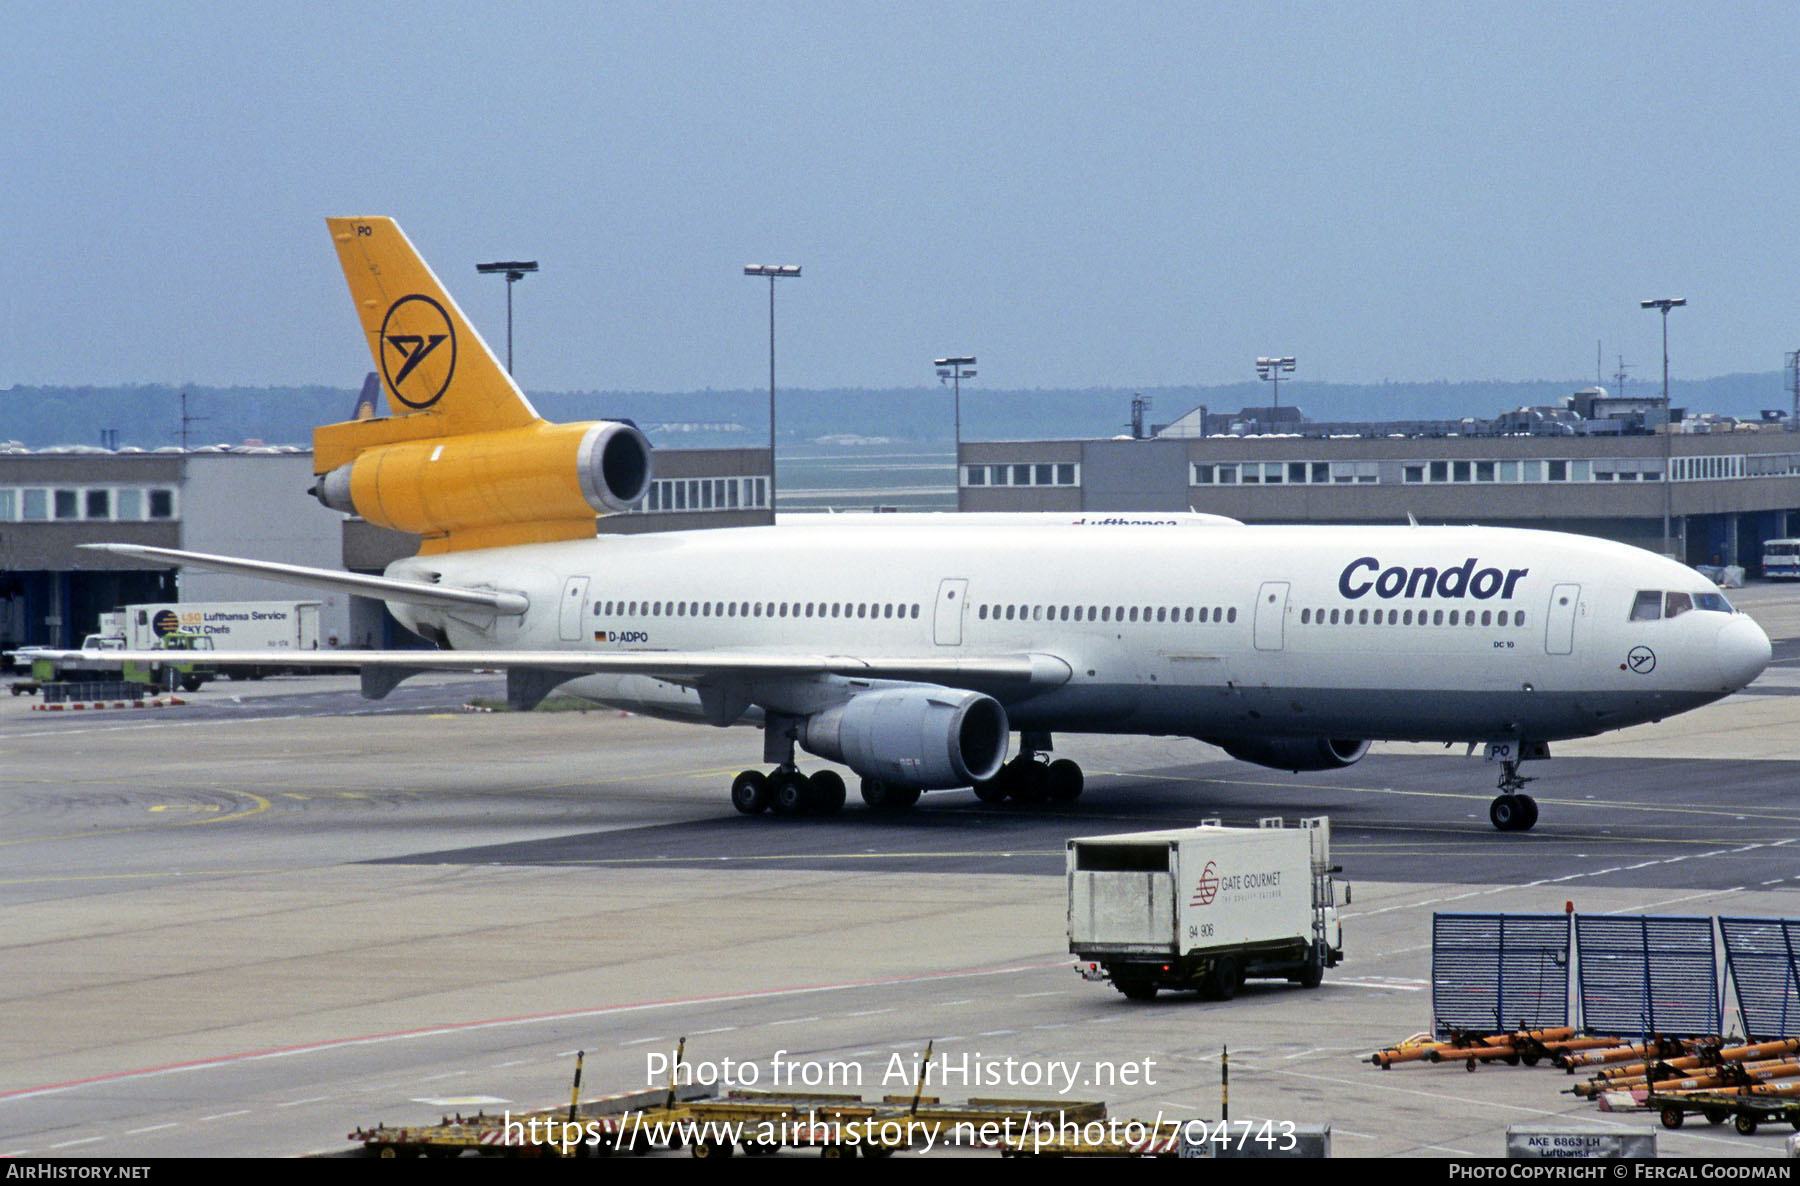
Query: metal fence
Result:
<box><xmin>1432</xmin><ymin>913</ymin><xmax>1570</xmax><ymax>1036</ymax></box>
<box><xmin>1574</xmin><ymin>915</ymin><xmax>1719</xmax><ymax>1039</ymax></box>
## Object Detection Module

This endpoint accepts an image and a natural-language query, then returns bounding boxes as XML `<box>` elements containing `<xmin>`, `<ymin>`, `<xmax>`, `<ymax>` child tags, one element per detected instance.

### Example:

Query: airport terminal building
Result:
<box><xmin>0</xmin><ymin>444</ymin><xmax>771</xmax><ymax>651</ymax></box>
<box><xmin>958</xmin><ymin>398</ymin><xmax>1800</xmax><ymax>568</ymax></box>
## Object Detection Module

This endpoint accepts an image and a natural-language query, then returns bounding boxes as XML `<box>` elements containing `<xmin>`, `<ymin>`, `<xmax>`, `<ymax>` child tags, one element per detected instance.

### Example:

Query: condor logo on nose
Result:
<box><xmin>1339</xmin><ymin>556</ymin><xmax>1530</xmax><ymax>601</ymax></box>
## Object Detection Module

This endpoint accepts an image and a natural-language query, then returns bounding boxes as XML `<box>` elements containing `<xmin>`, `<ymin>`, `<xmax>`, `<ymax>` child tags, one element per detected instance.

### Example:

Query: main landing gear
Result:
<box><xmin>972</xmin><ymin>734</ymin><xmax>1084</xmax><ymax>806</ymax></box>
<box><xmin>1489</xmin><ymin>759</ymin><xmax>1539</xmax><ymax>833</ymax></box>
<box><xmin>731</xmin><ymin>767</ymin><xmax>846</xmax><ymax>817</ymax></box>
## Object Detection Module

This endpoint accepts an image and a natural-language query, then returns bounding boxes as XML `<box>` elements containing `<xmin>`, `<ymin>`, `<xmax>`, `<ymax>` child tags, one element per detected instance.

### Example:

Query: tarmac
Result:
<box><xmin>1</xmin><ymin>582</ymin><xmax>1797</xmax><ymax>1159</ymax></box>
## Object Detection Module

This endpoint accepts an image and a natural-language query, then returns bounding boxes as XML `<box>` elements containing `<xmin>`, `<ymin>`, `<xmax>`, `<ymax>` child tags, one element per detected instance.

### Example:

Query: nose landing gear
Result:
<box><xmin>1489</xmin><ymin>760</ymin><xmax>1539</xmax><ymax>832</ymax></box>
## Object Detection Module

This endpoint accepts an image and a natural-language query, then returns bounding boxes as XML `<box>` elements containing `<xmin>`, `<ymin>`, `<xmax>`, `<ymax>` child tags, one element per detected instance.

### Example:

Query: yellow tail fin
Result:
<box><xmin>326</xmin><ymin>216</ymin><xmax>536</xmax><ymax>434</ymax></box>
<box><xmin>313</xmin><ymin>217</ymin><xmax>652</xmax><ymax>555</ymax></box>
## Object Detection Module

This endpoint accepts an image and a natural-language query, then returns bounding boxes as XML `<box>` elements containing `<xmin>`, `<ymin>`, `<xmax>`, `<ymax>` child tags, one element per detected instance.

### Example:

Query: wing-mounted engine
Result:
<box><xmin>800</xmin><ymin>686</ymin><xmax>1010</xmax><ymax>790</ymax></box>
<box><xmin>1205</xmin><ymin>735</ymin><xmax>1370</xmax><ymax>773</ymax></box>
<box><xmin>312</xmin><ymin>418</ymin><xmax>652</xmax><ymax>554</ymax></box>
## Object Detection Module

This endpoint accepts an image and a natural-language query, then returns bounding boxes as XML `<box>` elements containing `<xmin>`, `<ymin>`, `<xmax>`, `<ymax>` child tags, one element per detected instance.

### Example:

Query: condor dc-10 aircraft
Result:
<box><xmin>83</xmin><ymin>217</ymin><xmax>1771</xmax><ymax>833</ymax></box>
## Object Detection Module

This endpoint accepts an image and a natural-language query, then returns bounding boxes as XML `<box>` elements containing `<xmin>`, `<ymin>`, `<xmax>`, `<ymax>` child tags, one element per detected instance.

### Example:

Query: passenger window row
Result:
<box><xmin>1300</xmin><ymin>606</ymin><xmax>1526</xmax><ymax>628</ymax></box>
<box><xmin>977</xmin><ymin>603</ymin><xmax>1238</xmax><ymax>625</ymax></box>
<box><xmin>594</xmin><ymin>599</ymin><xmax>923</xmax><ymax>621</ymax></box>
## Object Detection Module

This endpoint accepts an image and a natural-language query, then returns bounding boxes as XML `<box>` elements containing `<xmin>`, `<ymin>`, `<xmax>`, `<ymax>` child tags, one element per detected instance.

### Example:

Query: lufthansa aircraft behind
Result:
<box><xmin>86</xmin><ymin>218</ymin><xmax>1772</xmax><ymax>832</ymax></box>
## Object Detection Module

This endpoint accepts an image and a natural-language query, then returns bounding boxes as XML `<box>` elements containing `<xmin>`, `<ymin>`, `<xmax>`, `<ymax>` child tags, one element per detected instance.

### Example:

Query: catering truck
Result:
<box><xmin>117</xmin><ymin>601</ymin><xmax>322</xmax><ymax>678</ymax></box>
<box><xmin>1069</xmin><ymin>818</ymin><xmax>1344</xmax><ymax>1001</ymax></box>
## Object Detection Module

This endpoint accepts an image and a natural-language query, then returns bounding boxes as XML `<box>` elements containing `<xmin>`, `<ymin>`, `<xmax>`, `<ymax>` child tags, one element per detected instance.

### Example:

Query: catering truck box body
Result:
<box><xmin>120</xmin><ymin>601</ymin><xmax>321</xmax><ymax>653</ymax></box>
<box><xmin>1068</xmin><ymin>818</ymin><xmax>1343</xmax><ymax>1001</ymax></box>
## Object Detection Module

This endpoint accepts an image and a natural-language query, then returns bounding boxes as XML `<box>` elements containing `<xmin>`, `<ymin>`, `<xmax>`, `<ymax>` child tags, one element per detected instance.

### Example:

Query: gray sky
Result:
<box><xmin>6</xmin><ymin>2</ymin><xmax>1798</xmax><ymax>395</ymax></box>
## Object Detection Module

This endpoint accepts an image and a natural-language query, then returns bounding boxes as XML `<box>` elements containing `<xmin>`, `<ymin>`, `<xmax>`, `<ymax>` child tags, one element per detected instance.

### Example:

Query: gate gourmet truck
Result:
<box><xmin>1069</xmin><ymin>818</ymin><xmax>1344</xmax><ymax>1001</ymax></box>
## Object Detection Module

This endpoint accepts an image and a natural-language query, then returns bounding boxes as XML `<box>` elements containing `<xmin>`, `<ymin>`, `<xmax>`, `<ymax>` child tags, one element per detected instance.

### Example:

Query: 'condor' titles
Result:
<box><xmin>1338</xmin><ymin>556</ymin><xmax>1530</xmax><ymax>601</ymax></box>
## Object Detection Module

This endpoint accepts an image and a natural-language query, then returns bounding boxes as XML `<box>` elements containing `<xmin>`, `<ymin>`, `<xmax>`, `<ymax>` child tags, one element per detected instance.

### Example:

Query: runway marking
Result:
<box><xmin>200</xmin><ymin>1110</ymin><xmax>251</xmax><ymax>1122</ymax></box>
<box><xmin>767</xmin><ymin>1015</ymin><xmax>821</xmax><ymax>1026</ymax></box>
<box><xmin>0</xmin><ymin>956</ymin><xmax>1068</xmax><ymax>1106</ymax></box>
<box><xmin>690</xmin><ymin>1026</ymin><xmax>736</xmax><ymax>1035</ymax></box>
<box><xmin>276</xmin><ymin>1095</ymin><xmax>331</xmax><ymax>1108</ymax></box>
<box><xmin>0</xmin><ymin>789</ymin><xmax>272</xmax><ymax>848</ymax></box>
<box><xmin>48</xmin><ymin>1137</ymin><xmax>104</xmax><ymax>1149</ymax></box>
<box><xmin>0</xmin><ymin>868</ymin><xmax>281</xmax><ymax>887</ymax></box>
<box><xmin>525</xmin><ymin>850</ymin><xmax>1066</xmax><ymax>867</ymax></box>
<box><xmin>843</xmin><ymin>1009</ymin><xmax>894</xmax><ymax>1018</ymax></box>
<box><xmin>1332</xmin><ymin>979</ymin><xmax>1427</xmax><ymax>992</ymax></box>
<box><xmin>124</xmin><ymin>1123</ymin><xmax>177</xmax><ymax>1135</ymax></box>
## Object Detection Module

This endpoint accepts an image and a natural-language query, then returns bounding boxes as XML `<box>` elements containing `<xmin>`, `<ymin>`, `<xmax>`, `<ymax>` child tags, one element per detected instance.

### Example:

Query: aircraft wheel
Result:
<box><xmin>810</xmin><ymin>770</ymin><xmax>847</xmax><ymax>815</ymax></box>
<box><xmin>731</xmin><ymin>770</ymin><xmax>770</xmax><ymax>815</ymax></box>
<box><xmin>770</xmin><ymin>770</ymin><xmax>812</xmax><ymax>815</ymax></box>
<box><xmin>1047</xmin><ymin>758</ymin><xmax>1084</xmax><ymax>802</ymax></box>
<box><xmin>1011</xmin><ymin>761</ymin><xmax>1052</xmax><ymax>804</ymax></box>
<box><xmin>1489</xmin><ymin>796</ymin><xmax>1528</xmax><ymax>832</ymax></box>
<box><xmin>1516</xmin><ymin>795</ymin><xmax>1539</xmax><ymax>830</ymax></box>
<box><xmin>972</xmin><ymin>781</ymin><xmax>1015</xmax><ymax>806</ymax></box>
<box><xmin>861</xmin><ymin>778</ymin><xmax>899</xmax><ymax>810</ymax></box>
<box><xmin>893</xmin><ymin>787</ymin><xmax>921</xmax><ymax>808</ymax></box>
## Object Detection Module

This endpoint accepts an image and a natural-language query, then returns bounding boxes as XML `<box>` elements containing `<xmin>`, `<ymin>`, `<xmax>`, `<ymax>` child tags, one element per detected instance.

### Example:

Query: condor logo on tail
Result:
<box><xmin>379</xmin><ymin>294</ymin><xmax>457</xmax><ymax>409</ymax></box>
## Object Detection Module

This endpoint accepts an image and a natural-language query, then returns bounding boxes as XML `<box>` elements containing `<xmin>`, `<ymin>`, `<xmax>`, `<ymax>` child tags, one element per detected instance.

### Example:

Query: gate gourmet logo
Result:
<box><xmin>1190</xmin><ymin>861</ymin><xmax>1220</xmax><ymax>907</ymax></box>
<box><xmin>379</xmin><ymin>294</ymin><xmax>457</xmax><ymax>409</ymax></box>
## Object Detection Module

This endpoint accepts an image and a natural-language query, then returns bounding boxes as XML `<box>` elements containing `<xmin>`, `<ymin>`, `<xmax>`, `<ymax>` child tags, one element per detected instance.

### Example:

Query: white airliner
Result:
<box><xmin>80</xmin><ymin>217</ymin><xmax>1771</xmax><ymax>833</ymax></box>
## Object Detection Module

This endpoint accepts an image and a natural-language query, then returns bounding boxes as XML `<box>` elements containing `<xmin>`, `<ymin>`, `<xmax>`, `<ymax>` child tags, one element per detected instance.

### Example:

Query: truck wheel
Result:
<box><xmin>180</xmin><ymin>675</ymin><xmax>205</xmax><ymax>693</ymax></box>
<box><xmin>1296</xmin><ymin>952</ymin><xmax>1324</xmax><ymax>989</ymax></box>
<box><xmin>1115</xmin><ymin>979</ymin><xmax>1158</xmax><ymax>1001</ymax></box>
<box><xmin>1209</xmin><ymin>957</ymin><xmax>1242</xmax><ymax>1001</ymax></box>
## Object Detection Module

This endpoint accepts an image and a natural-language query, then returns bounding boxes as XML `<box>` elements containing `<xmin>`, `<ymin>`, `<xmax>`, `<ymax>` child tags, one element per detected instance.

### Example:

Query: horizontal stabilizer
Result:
<box><xmin>78</xmin><ymin>543</ymin><xmax>529</xmax><ymax>615</ymax></box>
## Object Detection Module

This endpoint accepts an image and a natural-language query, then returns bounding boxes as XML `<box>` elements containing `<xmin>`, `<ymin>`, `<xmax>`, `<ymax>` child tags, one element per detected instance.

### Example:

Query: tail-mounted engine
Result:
<box><xmin>312</xmin><ymin>419</ymin><xmax>652</xmax><ymax>554</ymax></box>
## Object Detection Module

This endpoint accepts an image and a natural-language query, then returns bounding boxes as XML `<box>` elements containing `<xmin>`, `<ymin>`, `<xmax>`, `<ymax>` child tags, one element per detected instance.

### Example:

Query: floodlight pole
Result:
<box><xmin>744</xmin><ymin>265</ymin><xmax>801</xmax><ymax>514</ymax></box>
<box><xmin>936</xmin><ymin>354</ymin><xmax>979</xmax><ymax>457</ymax></box>
<box><xmin>476</xmin><ymin>260</ymin><xmax>539</xmax><ymax>375</ymax></box>
<box><xmin>1256</xmin><ymin>355</ymin><xmax>1297</xmax><ymax>418</ymax></box>
<box><xmin>1641</xmin><ymin>298</ymin><xmax>1685</xmax><ymax>557</ymax></box>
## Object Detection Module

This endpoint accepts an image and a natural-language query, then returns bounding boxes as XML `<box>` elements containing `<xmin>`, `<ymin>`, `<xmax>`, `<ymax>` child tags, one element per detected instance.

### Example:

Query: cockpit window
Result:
<box><xmin>1630</xmin><ymin>591</ymin><xmax>1662</xmax><ymax>621</ymax></box>
<box><xmin>1664</xmin><ymin>592</ymin><xmax>1693</xmax><ymax>619</ymax></box>
<box><xmin>1695</xmin><ymin>592</ymin><xmax>1734</xmax><ymax>614</ymax></box>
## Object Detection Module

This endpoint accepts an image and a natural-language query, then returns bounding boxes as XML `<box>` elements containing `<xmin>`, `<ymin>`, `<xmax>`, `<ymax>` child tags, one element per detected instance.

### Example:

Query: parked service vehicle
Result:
<box><xmin>9</xmin><ymin>630</ymin><xmax>211</xmax><ymax>694</ymax></box>
<box><xmin>1761</xmin><ymin>539</ymin><xmax>1800</xmax><ymax>581</ymax></box>
<box><xmin>118</xmin><ymin>601</ymin><xmax>322</xmax><ymax>678</ymax></box>
<box><xmin>1069</xmin><ymin>818</ymin><xmax>1344</xmax><ymax>1001</ymax></box>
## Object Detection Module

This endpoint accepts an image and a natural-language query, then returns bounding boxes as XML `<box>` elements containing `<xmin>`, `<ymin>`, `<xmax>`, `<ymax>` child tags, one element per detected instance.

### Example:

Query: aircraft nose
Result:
<box><xmin>1716</xmin><ymin>614</ymin><xmax>1772</xmax><ymax>691</ymax></box>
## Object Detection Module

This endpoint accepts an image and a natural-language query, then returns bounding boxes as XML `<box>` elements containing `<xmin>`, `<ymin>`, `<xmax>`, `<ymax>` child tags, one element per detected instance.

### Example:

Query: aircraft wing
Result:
<box><xmin>78</xmin><ymin>544</ymin><xmax>529</xmax><ymax>615</ymax></box>
<box><xmin>42</xmin><ymin>647</ymin><xmax>1072</xmax><ymax>709</ymax></box>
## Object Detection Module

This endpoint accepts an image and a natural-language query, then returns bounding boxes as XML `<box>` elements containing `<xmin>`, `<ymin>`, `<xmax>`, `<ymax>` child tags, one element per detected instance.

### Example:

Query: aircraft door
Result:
<box><xmin>1545</xmin><ymin>583</ymin><xmax>1580</xmax><ymax>655</ymax></box>
<box><xmin>1254</xmin><ymin>581</ymin><xmax>1290</xmax><ymax>651</ymax></box>
<box><xmin>559</xmin><ymin>576</ymin><xmax>590</xmax><ymax>642</ymax></box>
<box><xmin>934</xmin><ymin>578</ymin><xmax>969</xmax><ymax>646</ymax></box>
